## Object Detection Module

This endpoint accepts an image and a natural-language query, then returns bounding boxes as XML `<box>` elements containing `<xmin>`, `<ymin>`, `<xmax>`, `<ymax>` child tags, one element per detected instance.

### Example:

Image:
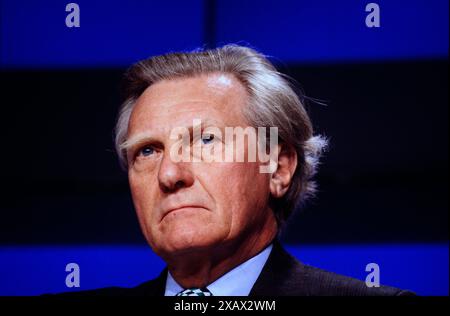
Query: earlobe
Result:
<box><xmin>269</xmin><ymin>144</ymin><xmax>297</xmax><ymax>198</ymax></box>
<box><xmin>269</xmin><ymin>178</ymin><xmax>288</xmax><ymax>198</ymax></box>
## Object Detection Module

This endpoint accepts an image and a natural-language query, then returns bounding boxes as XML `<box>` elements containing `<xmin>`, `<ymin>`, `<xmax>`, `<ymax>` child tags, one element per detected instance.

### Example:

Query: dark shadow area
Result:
<box><xmin>0</xmin><ymin>59</ymin><xmax>447</xmax><ymax>244</ymax></box>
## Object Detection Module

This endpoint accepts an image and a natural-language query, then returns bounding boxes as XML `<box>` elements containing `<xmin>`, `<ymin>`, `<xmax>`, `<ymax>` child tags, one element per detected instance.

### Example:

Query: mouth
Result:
<box><xmin>161</xmin><ymin>206</ymin><xmax>207</xmax><ymax>222</ymax></box>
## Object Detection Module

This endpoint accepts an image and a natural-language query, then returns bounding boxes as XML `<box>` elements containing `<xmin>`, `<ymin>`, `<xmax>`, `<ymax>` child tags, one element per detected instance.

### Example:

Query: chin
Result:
<box><xmin>157</xmin><ymin>226</ymin><xmax>224</xmax><ymax>256</ymax></box>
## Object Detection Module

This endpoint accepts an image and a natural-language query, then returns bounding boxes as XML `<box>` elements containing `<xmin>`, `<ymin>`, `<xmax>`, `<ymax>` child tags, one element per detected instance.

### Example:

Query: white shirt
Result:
<box><xmin>164</xmin><ymin>244</ymin><xmax>273</xmax><ymax>296</ymax></box>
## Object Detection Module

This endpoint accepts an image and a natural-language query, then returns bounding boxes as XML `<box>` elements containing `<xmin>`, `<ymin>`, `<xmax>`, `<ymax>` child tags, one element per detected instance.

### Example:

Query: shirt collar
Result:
<box><xmin>164</xmin><ymin>243</ymin><xmax>273</xmax><ymax>296</ymax></box>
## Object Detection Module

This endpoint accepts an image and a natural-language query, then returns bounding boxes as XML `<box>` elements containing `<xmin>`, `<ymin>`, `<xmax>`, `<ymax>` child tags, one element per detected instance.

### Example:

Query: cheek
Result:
<box><xmin>129</xmin><ymin>171</ymin><xmax>159</xmax><ymax>227</ymax></box>
<box><xmin>226</xmin><ymin>162</ymin><xmax>270</xmax><ymax>201</ymax></box>
<box><xmin>235</xmin><ymin>165</ymin><xmax>271</xmax><ymax>222</ymax></box>
<box><xmin>198</xmin><ymin>162</ymin><xmax>270</xmax><ymax>231</ymax></box>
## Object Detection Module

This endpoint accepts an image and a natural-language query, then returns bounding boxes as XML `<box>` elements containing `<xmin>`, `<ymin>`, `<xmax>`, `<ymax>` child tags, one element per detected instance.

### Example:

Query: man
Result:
<box><xmin>66</xmin><ymin>45</ymin><xmax>413</xmax><ymax>296</ymax></box>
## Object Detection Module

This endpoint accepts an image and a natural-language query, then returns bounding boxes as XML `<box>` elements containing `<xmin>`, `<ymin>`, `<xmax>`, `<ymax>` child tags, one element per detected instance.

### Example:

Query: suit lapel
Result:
<box><xmin>131</xmin><ymin>267</ymin><xmax>167</xmax><ymax>296</ymax></box>
<box><xmin>249</xmin><ymin>240</ymin><xmax>310</xmax><ymax>296</ymax></box>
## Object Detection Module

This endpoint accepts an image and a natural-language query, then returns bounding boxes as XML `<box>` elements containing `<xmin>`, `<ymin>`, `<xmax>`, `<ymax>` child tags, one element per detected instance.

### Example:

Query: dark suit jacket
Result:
<box><xmin>58</xmin><ymin>240</ymin><xmax>414</xmax><ymax>296</ymax></box>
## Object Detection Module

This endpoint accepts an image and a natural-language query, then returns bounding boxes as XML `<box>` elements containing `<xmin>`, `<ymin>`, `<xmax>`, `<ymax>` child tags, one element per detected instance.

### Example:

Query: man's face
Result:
<box><xmin>126</xmin><ymin>73</ymin><xmax>273</xmax><ymax>258</ymax></box>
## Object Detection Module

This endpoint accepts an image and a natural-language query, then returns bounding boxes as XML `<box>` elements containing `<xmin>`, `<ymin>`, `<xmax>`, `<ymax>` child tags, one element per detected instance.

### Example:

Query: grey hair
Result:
<box><xmin>114</xmin><ymin>44</ymin><xmax>328</xmax><ymax>224</ymax></box>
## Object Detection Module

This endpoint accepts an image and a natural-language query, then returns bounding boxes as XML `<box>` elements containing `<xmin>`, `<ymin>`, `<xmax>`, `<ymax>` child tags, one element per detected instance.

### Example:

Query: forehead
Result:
<box><xmin>128</xmin><ymin>73</ymin><xmax>249</xmax><ymax>136</ymax></box>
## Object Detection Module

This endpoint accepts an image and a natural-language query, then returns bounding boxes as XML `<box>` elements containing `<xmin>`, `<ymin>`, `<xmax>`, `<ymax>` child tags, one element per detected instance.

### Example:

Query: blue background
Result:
<box><xmin>0</xmin><ymin>244</ymin><xmax>448</xmax><ymax>296</ymax></box>
<box><xmin>1</xmin><ymin>0</ymin><xmax>448</xmax><ymax>67</ymax></box>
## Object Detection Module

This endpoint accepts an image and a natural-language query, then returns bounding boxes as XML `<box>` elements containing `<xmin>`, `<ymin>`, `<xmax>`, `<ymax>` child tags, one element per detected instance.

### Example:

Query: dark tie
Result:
<box><xmin>176</xmin><ymin>287</ymin><xmax>213</xmax><ymax>296</ymax></box>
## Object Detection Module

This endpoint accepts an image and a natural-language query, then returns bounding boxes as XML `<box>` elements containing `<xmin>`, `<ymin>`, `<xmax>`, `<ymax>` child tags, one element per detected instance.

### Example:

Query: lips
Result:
<box><xmin>161</xmin><ymin>205</ymin><xmax>207</xmax><ymax>221</ymax></box>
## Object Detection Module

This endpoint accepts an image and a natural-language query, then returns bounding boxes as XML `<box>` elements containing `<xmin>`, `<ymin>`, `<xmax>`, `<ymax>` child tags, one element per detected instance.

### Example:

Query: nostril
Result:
<box><xmin>174</xmin><ymin>180</ymin><xmax>185</xmax><ymax>190</ymax></box>
<box><xmin>160</xmin><ymin>180</ymin><xmax>185</xmax><ymax>193</ymax></box>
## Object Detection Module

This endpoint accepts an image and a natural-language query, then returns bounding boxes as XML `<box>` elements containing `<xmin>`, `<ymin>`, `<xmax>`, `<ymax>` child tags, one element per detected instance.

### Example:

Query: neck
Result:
<box><xmin>165</xmin><ymin>211</ymin><xmax>278</xmax><ymax>289</ymax></box>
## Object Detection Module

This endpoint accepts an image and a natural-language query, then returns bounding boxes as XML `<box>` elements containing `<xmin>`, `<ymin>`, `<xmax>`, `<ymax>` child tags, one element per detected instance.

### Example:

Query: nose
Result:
<box><xmin>158</xmin><ymin>152</ymin><xmax>194</xmax><ymax>193</ymax></box>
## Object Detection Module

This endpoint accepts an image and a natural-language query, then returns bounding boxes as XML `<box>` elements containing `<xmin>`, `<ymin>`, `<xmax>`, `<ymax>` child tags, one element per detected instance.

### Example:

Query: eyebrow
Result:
<box><xmin>119</xmin><ymin>132</ymin><xmax>158</xmax><ymax>152</ymax></box>
<box><xmin>120</xmin><ymin>118</ymin><xmax>226</xmax><ymax>152</ymax></box>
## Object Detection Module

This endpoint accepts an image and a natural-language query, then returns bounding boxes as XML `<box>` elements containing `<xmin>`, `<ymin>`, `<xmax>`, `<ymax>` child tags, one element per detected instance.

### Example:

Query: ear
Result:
<box><xmin>269</xmin><ymin>143</ymin><xmax>298</xmax><ymax>198</ymax></box>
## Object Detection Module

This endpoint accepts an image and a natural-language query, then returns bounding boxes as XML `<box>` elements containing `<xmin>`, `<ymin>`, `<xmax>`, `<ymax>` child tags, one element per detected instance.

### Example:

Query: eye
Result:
<box><xmin>202</xmin><ymin>134</ymin><xmax>215</xmax><ymax>144</ymax></box>
<box><xmin>138</xmin><ymin>146</ymin><xmax>155</xmax><ymax>157</ymax></box>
